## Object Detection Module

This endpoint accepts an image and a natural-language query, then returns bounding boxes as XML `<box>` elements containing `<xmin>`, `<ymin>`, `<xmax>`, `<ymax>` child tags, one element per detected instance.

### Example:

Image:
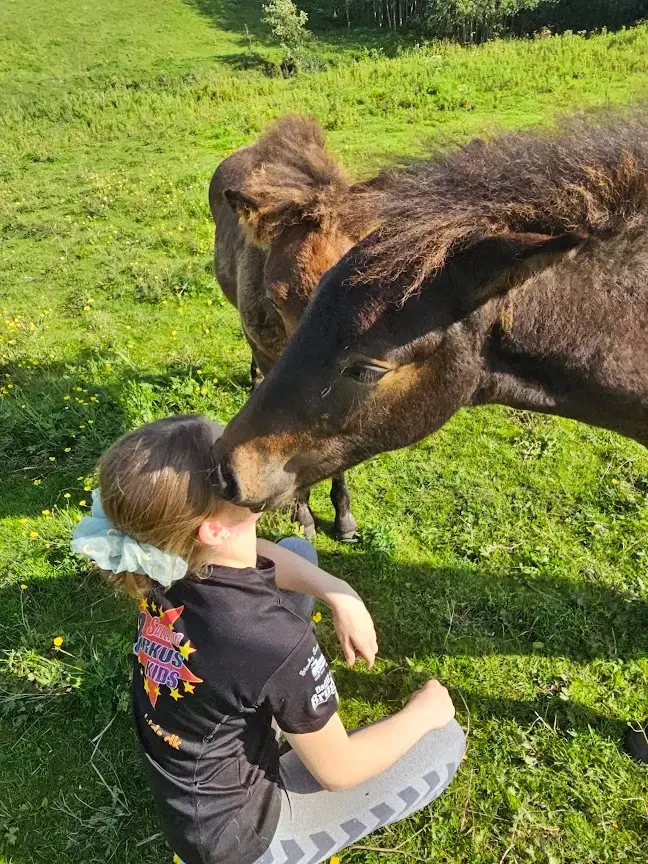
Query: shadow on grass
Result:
<box><xmin>0</xmin><ymin>570</ymin><xmax>165</xmax><ymax>864</ymax></box>
<box><xmin>213</xmin><ymin>50</ymin><xmax>279</xmax><ymax>73</ymax></box>
<box><xmin>317</xmin><ymin>548</ymin><xmax>648</xmax><ymax>664</ymax></box>
<box><xmin>182</xmin><ymin>0</ymin><xmax>270</xmax><ymax>41</ymax></box>
<box><xmin>181</xmin><ymin>0</ymin><xmax>414</xmax><ymax>56</ymax></box>
<box><xmin>333</xmin><ymin>664</ymin><xmax>635</xmax><ymax>746</ymax></box>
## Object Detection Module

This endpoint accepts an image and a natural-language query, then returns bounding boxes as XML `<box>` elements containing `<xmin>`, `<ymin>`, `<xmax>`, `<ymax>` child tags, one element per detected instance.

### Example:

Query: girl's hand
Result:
<box><xmin>405</xmin><ymin>680</ymin><xmax>455</xmax><ymax>731</ymax></box>
<box><xmin>325</xmin><ymin>582</ymin><xmax>378</xmax><ymax>668</ymax></box>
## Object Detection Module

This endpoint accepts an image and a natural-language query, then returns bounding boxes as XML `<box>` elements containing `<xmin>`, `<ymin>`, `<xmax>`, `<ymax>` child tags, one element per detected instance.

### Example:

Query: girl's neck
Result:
<box><xmin>203</xmin><ymin>521</ymin><xmax>258</xmax><ymax>570</ymax></box>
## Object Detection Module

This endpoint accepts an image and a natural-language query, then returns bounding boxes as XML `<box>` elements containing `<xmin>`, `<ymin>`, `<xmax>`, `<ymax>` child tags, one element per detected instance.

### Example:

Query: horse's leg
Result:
<box><xmin>624</xmin><ymin>721</ymin><xmax>648</xmax><ymax>762</ymax></box>
<box><xmin>250</xmin><ymin>356</ymin><xmax>264</xmax><ymax>392</ymax></box>
<box><xmin>331</xmin><ymin>473</ymin><xmax>357</xmax><ymax>542</ymax></box>
<box><xmin>248</xmin><ymin>343</ymin><xmax>272</xmax><ymax>392</ymax></box>
<box><xmin>291</xmin><ymin>487</ymin><xmax>316</xmax><ymax>540</ymax></box>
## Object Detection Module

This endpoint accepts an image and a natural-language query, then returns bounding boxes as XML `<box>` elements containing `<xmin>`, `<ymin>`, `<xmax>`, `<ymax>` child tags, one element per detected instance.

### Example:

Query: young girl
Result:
<box><xmin>72</xmin><ymin>414</ymin><xmax>465</xmax><ymax>864</ymax></box>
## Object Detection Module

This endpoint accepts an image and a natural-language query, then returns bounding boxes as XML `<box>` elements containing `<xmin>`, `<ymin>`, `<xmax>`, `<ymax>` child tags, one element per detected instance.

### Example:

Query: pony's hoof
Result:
<box><xmin>624</xmin><ymin>723</ymin><xmax>648</xmax><ymax>762</ymax></box>
<box><xmin>336</xmin><ymin>530</ymin><xmax>359</xmax><ymax>543</ymax></box>
<box><xmin>335</xmin><ymin>517</ymin><xmax>358</xmax><ymax>543</ymax></box>
<box><xmin>302</xmin><ymin>521</ymin><xmax>316</xmax><ymax>541</ymax></box>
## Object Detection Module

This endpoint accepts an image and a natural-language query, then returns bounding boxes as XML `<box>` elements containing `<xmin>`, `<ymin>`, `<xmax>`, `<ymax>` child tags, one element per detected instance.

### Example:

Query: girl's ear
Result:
<box><xmin>198</xmin><ymin>520</ymin><xmax>231</xmax><ymax>547</ymax></box>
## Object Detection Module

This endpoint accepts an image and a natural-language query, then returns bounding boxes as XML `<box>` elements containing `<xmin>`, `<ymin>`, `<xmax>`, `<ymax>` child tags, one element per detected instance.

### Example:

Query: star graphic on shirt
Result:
<box><xmin>179</xmin><ymin>640</ymin><xmax>196</xmax><ymax>661</ymax></box>
<box><xmin>135</xmin><ymin>604</ymin><xmax>202</xmax><ymax>708</ymax></box>
<box><xmin>139</xmin><ymin>598</ymin><xmax>148</xmax><ymax>612</ymax></box>
<box><xmin>158</xmin><ymin>606</ymin><xmax>182</xmax><ymax>630</ymax></box>
<box><xmin>150</xmin><ymin>602</ymin><xmax>158</xmax><ymax>613</ymax></box>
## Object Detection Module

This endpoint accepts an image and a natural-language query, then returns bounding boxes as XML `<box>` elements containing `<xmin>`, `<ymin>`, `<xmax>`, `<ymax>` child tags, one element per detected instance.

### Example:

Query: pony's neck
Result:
<box><xmin>479</xmin><ymin>230</ymin><xmax>648</xmax><ymax>446</ymax></box>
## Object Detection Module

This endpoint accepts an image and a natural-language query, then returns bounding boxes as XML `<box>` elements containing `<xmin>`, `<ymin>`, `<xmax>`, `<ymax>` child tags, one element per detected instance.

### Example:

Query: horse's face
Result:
<box><xmin>264</xmin><ymin>223</ymin><xmax>355</xmax><ymax>338</ymax></box>
<box><xmin>215</xmin><ymin>231</ymin><xmax>581</xmax><ymax>508</ymax></box>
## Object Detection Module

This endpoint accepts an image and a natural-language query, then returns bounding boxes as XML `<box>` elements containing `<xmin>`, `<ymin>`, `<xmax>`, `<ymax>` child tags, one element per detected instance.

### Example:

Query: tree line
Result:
<box><xmin>302</xmin><ymin>0</ymin><xmax>648</xmax><ymax>42</ymax></box>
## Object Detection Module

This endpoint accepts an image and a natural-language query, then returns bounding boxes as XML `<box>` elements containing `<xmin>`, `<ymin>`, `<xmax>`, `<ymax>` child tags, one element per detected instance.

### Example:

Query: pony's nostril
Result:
<box><xmin>213</xmin><ymin>458</ymin><xmax>240</xmax><ymax>502</ymax></box>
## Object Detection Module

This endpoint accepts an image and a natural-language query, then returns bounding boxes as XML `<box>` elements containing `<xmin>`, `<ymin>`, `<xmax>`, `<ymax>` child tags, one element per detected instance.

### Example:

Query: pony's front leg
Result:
<box><xmin>291</xmin><ymin>487</ymin><xmax>316</xmax><ymax>540</ymax></box>
<box><xmin>331</xmin><ymin>473</ymin><xmax>357</xmax><ymax>542</ymax></box>
<box><xmin>249</xmin><ymin>356</ymin><xmax>264</xmax><ymax>391</ymax></box>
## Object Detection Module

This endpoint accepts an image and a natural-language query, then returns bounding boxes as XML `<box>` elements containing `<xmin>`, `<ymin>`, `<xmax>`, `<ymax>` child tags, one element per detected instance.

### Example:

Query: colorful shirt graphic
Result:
<box><xmin>133</xmin><ymin>600</ymin><xmax>203</xmax><ymax>709</ymax></box>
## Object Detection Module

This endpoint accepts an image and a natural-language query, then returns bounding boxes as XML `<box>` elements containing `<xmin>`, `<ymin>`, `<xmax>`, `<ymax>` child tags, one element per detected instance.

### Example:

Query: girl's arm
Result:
<box><xmin>285</xmin><ymin>680</ymin><xmax>457</xmax><ymax>792</ymax></box>
<box><xmin>257</xmin><ymin>537</ymin><xmax>348</xmax><ymax>600</ymax></box>
<box><xmin>257</xmin><ymin>537</ymin><xmax>378</xmax><ymax>668</ymax></box>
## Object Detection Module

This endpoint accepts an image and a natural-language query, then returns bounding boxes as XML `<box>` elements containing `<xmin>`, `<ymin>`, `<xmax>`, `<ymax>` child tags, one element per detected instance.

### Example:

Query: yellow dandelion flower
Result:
<box><xmin>312</xmin><ymin>612</ymin><xmax>322</xmax><ymax>624</ymax></box>
<box><xmin>20</xmin><ymin>584</ymin><xmax>28</xmax><ymax>590</ymax></box>
<box><xmin>330</xmin><ymin>857</ymin><xmax>342</xmax><ymax>864</ymax></box>
<box><xmin>173</xmin><ymin>855</ymin><xmax>182</xmax><ymax>864</ymax></box>
<box><xmin>41</xmin><ymin>509</ymin><xmax>51</xmax><ymax>516</ymax></box>
<box><xmin>79</xmin><ymin>500</ymin><xmax>87</xmax><ymax>506</ymax></box>
<box><xmin>52</xmin><ymin>636</ymin><xmax>64</xmax><ymax>649</ymax></box>
<box><xmin>104</xmin><ymin>363</ymin><xmax>112</xmax><ymax>371</ymax></box>
<box><xmin>206</xmin><ymin>298</ymin><xmax>213</xmax><ymax>306</ymax></box>
<box><xmin>29</xmin><ymin>531</ymin><xmax>38</xmax><ymax>538</ymax></box>
<box><xmin>32</xmin><ymin>479</ymin><xmax>41</xmax><ymax>486</ymax></box>
<box><xmin>171</xmin><ymin>330</ymin><xmax>177</xmax><ymax>336</ymax></box>
<box><xmin>64</xmin><ymin>447</ymin><xmax>71</xmax><ymax>452</ymax></box>
<box><xmin>64</xmin><ymin>492</ymin><xmax>71</xmax><ymax>499</ymax></box>
<box><xmin>63</xmin><ymin>395</ymin><xmax>70</xmax><ymax>401</ymax></box>
<box><xmin>48</xmin><ymin>456</ymin><xmax>56</xmax><ymax>462</ymax></box>
<box><xmin>83</xmin><ymin>305</ymin><xmax>91</xmax><ymax>312</ymax></box>
<box><xmin>84</xmin><ymin>485</ymin><xmax>92</xmax><ymax>492</ymax></box>
<box><xmin>197</xmin><ymin>369</ymin><xmax>203</xmax><ymax>375</ymax></box>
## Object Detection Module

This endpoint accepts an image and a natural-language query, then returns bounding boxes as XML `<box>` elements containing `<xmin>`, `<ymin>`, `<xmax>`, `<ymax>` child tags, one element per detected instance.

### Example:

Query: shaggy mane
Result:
<box><xmin>238</xmin><ymin>115</ymin><xmax>372</xmax><ymax>244</ymax></box>
<box><xmin>362</xmin><ymin>110</ymin><xmax>648</xmax><ymax>295</ymax></box>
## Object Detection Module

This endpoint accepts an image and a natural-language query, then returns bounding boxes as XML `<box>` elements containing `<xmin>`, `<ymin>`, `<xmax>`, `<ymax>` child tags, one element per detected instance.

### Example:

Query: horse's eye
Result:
<box><xmin>342</xmin><ymin>362</ymin><xmax>388</xmax><ymax>384</ymax></box>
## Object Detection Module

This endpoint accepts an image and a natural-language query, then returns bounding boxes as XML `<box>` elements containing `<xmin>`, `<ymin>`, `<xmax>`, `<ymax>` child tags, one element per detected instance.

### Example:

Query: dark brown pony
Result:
<box><xmin>213</xmin><ymin>113</ymin><xmax>648</xmax><ymax>760</ymax></box>
<box><xmin>209</xmin><ymin>115</ymin><xmax>374</xmax><ymax>540</ymax></box>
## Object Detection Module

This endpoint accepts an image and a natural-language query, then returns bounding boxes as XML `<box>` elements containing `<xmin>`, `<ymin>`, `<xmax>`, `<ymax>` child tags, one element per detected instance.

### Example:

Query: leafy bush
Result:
<box><xmin>262</xmin><ymin>0</ymin><xmax>313</xmax><ymax>71</ymax></box>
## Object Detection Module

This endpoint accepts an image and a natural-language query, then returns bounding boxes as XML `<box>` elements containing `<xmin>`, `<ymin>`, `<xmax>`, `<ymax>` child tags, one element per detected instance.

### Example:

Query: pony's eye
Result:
<box><xmin>342</xmin><ymin>362</ymin><xmax>388</xmax><ymax>384</ymax></box>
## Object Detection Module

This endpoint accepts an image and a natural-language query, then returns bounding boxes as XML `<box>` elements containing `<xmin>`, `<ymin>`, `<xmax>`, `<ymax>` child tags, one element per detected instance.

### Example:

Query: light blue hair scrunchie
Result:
<box><xmin>71</xmin><ymin>489</ymin><xmax>188</xmax><ymax>588</ymax></box>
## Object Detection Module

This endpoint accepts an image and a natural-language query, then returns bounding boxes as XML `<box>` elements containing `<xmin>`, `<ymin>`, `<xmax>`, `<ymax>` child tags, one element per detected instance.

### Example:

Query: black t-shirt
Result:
<box><xmin>131</xmin><ymin>556</ymin><xmax>338</xmax><ymax>864</ymax></box>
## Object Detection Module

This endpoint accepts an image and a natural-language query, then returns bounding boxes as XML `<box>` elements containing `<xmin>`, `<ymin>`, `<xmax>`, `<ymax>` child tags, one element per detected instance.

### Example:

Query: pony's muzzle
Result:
<box><xmin>212</xmin><ymin>456</ymin><xmax>242</xmax><ymax>504</ymax></box>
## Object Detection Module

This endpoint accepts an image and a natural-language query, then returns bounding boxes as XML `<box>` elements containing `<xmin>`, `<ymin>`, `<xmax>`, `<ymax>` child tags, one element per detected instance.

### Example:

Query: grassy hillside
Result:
<box><xmin>1</xmin><ymin>2</ymin><xmax>647</xmax><ymax>862</ymax></box>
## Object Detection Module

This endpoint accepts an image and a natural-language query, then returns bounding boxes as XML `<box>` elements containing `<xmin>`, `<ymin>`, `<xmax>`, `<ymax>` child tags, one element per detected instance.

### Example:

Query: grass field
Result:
<box><xmin>1</xmin><ymin>1</ymin><xmax>647</xmax><ymax>862</ymax></box>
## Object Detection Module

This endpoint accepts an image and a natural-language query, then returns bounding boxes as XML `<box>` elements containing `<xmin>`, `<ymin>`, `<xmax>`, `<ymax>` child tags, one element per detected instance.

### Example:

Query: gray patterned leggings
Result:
<box><xmin>255</xmin><ymin>719</ymin><xmax>465</xmax><ymax>864</ymax></box>
<box><xmin>253</xmin><ymin>537</ymin><xmax>467</xmax><ymax>864</ymax></box>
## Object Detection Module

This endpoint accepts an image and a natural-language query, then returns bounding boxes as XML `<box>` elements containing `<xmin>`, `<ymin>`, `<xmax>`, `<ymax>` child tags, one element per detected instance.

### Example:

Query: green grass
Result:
<box><xmin>1</xmin><ymin>1</ymin><xmax>647</xmax><ymax>862</ymax></box>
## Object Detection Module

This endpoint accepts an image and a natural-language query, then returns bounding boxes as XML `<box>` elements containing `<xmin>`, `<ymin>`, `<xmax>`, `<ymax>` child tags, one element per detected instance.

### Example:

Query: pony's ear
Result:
<box><xmin>224</xmin><ymin>189</ymin><xmax>261</xmax><ymax>223</ymax></box>
<box><xmin>458</xmin><ymin>230</ymin><xmax>586</xmax><ymax>313</ymax></box>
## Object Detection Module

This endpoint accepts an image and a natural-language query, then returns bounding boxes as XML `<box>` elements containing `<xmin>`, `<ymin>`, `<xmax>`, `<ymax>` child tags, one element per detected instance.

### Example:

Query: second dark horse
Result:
<box><xmin>209</xmin><ymin>115</ymin><xmax>374</xmax><ymax>540</ymax></box>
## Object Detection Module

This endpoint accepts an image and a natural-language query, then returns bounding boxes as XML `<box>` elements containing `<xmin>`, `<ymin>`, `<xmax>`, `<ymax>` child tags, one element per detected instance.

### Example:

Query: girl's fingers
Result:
<box><xmin>358</xmin><ymin>638</ymin><xmax>376</xmax><ymax>668</ymax></box>
<box><xmin>343</xmin><ymin>638</ymin><xmax>356</xmax><ymax>667</ymax></box>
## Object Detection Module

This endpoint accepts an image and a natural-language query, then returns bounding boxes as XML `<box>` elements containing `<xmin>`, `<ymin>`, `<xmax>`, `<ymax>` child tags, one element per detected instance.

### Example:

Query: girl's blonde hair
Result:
<box><xmin>98</xmin><ymin>414</ymin><xmax>225</xmax><ymax>598</ymax></box>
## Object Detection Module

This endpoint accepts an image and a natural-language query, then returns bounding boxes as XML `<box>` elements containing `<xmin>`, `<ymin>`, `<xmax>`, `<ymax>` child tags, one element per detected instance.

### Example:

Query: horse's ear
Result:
<box><xmin>224</xmin><ymin>189</ymin><xmax>260</xmax><ymax>223</ymax></box>
<box><xmin>459</xmin><ymin>230</ymin><xmax>586</xmax><ymax>312</ymax></box>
